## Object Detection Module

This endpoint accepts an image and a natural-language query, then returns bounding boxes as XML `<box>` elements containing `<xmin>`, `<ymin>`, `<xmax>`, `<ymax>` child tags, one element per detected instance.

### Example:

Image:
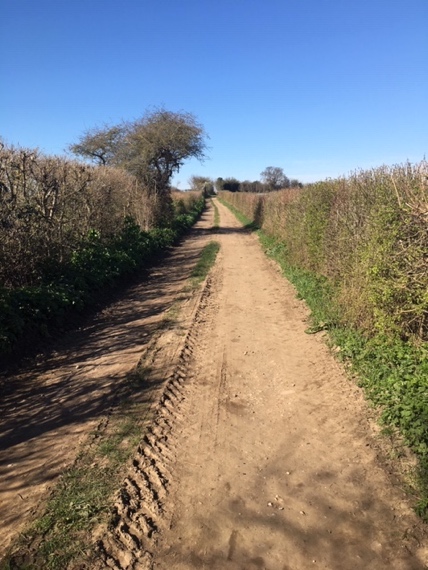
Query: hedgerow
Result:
<box><xmin>219</xmin><ymin>161</ymin><xmax>428</xmax><ymax>516</ymax></box>
<box><xmin>220</xmin><ymin>161</ymin><xmax>428</xmax><ymax>341</ymax></box>
<box><xmin>0</xmin><ymin>142</ymin><xmax>204</xmax><ymax>359</ymax></box>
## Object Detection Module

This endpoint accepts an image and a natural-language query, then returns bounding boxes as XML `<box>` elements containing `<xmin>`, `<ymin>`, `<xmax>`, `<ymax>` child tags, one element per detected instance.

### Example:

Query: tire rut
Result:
<box><xmin>92</xmin><ymin>276</ymin><xmax>215</xmax><ymax>570</ymax></box>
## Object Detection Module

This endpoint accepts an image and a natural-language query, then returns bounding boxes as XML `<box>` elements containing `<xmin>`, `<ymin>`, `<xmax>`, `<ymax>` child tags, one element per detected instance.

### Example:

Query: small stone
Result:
<box><xmin>300</xmin><ymin>510</ymin><xmax>306</xmax><ymax>515</ymax></box>
<box><xmin>267</xmin><ymin>502</ymin><xmax>273</xmax><ymax>507</ymax></box>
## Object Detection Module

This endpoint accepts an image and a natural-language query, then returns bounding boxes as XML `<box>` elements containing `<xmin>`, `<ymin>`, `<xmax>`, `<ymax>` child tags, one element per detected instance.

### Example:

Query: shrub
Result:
<box><xmin>0</xmin><ymin>165</ymin><xmax>205</xmax><ymax>356</ymax></box>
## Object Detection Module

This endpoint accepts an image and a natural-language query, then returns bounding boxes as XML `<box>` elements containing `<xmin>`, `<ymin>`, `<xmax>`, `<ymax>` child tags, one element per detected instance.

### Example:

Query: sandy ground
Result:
<box><xmin>140</xmin><ymin>199</ymin><xmax>427</xmax><ymax>570</ymax></box>
<box><xmin>1</xmin><ymin>199</ymin><xmax>427</xmax><ymax>569</ymax></box>
<box><xmin>0</xmin><ymin>207</ymin><xmax>215</xmax><ymax>559</ymax></box>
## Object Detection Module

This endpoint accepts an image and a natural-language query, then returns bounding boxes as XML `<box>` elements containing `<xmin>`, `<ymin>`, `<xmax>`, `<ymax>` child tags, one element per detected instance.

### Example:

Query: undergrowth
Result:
<box><xmin>0</xmin><ymin>198</ymin><xmax>205</xmax><ymax>362</ymax></box>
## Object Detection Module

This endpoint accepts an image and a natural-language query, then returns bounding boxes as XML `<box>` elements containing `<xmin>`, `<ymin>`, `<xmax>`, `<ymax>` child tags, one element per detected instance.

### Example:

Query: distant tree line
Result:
<box><xmin>212</xmin><ymin>167</ymin><xmax>302</xmax><ymax>194</ymax></box>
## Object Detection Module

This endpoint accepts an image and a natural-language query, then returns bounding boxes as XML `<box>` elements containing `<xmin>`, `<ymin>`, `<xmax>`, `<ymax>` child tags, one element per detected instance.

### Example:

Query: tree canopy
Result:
<box><xmin>121</xmin><ymin>110</ymin><xmax>207</xmax><ymax>192</ymax></box>
<box><xmin>69</xmin><ymin>109</ymin><xmax>208</xmax><ymax>224</ymax></box>
<box><xmin>260</xmin><ymin>166</ymin><xmax>290</xmax><ymax>190</ymax></box>
<box><xmin>69</xmin><ymin>124</ymin><xmax>125</xmax><ymax>166</ymax></box>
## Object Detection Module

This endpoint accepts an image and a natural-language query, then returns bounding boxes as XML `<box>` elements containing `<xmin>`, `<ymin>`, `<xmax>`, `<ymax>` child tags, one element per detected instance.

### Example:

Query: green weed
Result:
<box><xmin>212</xmin><ymin>200</ymin><xmax>220</xmax><ymax>229</ymax></box>
<box><xmin>0</xmin><ymin>198</ymin><xmax>206</xmax><ymax>361</ymax></box>
<box><xmin>190</xmin><ymin>241</ymin><xmax>220</xmax><ymax>285</ymax></box>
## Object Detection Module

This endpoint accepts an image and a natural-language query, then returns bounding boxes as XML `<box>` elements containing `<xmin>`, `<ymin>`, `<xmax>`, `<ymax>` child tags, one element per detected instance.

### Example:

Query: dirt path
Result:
<box><xmin>106</xmin><ymin>198</ymin><xmax>426</xmax><ymax>570</ymax></box>
<box><xmin>1</xmin><ymin>199</ymin><xmax>427</xmax><ymax>569</ymax></box>
<box><xmin>0</xmin><ymin>206</ymin><xmax>215</xmax><ymax>558</ymax></box>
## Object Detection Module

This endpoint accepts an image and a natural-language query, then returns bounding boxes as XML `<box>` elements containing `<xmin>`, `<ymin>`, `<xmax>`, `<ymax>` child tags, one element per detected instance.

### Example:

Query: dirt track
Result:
<box><xmin>1</xmin><ymin>199</ymin><xmax>428</xmax><ymax>568</ymax></box>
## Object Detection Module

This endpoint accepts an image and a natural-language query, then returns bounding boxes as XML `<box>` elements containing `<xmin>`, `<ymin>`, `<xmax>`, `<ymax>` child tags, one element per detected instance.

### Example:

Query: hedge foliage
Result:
<box><xmin>0</xmin><ymin>141</ymin><xmax>204</xmax><ymax>358</ymax></box>
<box><xmin>220</xmin><ymin>161</ymin><xmax>428</xmax><ymax>343</ymax></box>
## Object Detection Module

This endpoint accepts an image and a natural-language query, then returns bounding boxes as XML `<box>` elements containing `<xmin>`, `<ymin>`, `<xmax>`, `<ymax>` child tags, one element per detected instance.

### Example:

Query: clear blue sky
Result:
<box><xmin>1</xmin><ymin>0</ymin><xmax>427</xmax><ymax>187</ymax></box>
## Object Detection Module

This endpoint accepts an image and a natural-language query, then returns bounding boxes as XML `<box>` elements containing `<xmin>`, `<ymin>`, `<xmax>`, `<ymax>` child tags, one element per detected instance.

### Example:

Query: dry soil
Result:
<box><xmin>1</xmin><ymin>199</ymin><xmax>427</xmax><ymax>570</ymax></box>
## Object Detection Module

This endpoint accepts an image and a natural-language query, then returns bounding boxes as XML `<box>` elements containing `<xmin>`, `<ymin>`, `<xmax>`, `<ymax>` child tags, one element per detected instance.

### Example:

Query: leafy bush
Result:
<box><xmin>0</xmin><ymin>195</ymin><xmax>205</xmax><ymax>359</ymax></box>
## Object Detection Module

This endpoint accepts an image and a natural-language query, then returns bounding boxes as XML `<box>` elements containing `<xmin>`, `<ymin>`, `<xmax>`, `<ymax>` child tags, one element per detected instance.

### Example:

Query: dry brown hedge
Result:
<box><xmin>0</xmin><ymin>143</ymin><xmax>155</xmax><ymax>288</ymax></box>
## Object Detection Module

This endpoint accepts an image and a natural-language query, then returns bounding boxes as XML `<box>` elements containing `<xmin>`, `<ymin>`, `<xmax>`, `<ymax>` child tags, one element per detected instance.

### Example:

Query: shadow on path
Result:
<box><xmin>0</xmin><ymin>209</ymin><xmax>213</xmax><ymax>543</ymax></box>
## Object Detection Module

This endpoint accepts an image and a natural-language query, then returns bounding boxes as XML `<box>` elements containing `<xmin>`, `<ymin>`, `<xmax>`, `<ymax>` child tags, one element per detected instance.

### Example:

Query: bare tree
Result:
<box><xmin>70</xmin><ymin>109</ymin><xmax>208</xmax><ymax>225</ymax></box>
<box><xmin>68</xmin><ymin>124</ymin><xmax>126</xmax><ymax>166</ymax></box>
<box><xmin>0</xmin><ymin>142</ymin><xmax>153</xmax><ymax>286</ymax></box>
<box><xmin>260</xmin><ymin>166</ymin><xmax>290</xmax><ymax>190</ymax></box>
<box><xmin>122</xmin><ymin>110</ymin><xmax>207</xmax><ymax>222</ymax></box>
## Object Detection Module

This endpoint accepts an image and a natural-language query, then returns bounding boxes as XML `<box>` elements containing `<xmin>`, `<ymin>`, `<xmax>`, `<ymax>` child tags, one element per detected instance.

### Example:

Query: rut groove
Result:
<box><xmin>93</xmin><ymin>276</ymin><xmax>215</xmax><ymax>570</ymax></box>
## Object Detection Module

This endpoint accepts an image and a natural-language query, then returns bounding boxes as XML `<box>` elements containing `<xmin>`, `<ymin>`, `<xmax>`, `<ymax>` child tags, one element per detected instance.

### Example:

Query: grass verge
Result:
<box><xmin>190</xmin><ymin>241</ymin><xmax>221</xmax><ymax>286</ymax></box>
<box><xmin>1</xmin><ymin>365</ymin><xmax>153</xmax><ymax>570</ymax></box>
<box><xmin>220</xmin><ymin>197</ymin><xmax>428</xmax><ymax>521</ymax></box>
<box><xmin>212</xmin><ymin>199</ymin><xmax>220</xmax><ymax>230</ymax></box>
<box><xmin>216</xmin><ymin>198</ymin><xmax>259</xmax><ymax>231</ymax></box>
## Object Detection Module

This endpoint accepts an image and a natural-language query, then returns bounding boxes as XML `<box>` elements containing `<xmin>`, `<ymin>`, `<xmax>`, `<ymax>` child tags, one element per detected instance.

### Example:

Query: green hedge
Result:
<box><xmin>0</xmin><ymin>198</ymin><xmax>204</xmax><ymax>358</ymax></box>
<box><xmin>219</xmin><ymin>162</ymin><xmax>428</xmax><ymax>342</ymax></box>
<box><xmin>219</xmin><ymin>176</ymin><xmax>428</xmax><ymax>518</ymax></box>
